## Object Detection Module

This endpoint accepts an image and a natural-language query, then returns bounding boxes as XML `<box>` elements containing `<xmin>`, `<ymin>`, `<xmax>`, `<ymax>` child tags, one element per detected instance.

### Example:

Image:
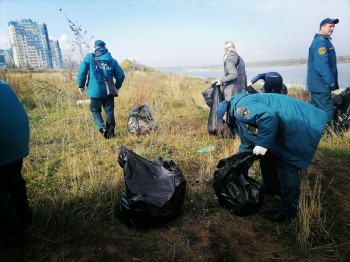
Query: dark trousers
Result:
<box><xmin>0</xmin><ymin>159</ymin><xmax>32</xmax><ymax>244</ymax></box>
<box><xmin>90</xmin><ymin>97</ymin><xmax>116</xmax><ymax>131</ymax></box>
<box><xmin>260</xmin><ymin>154</ymin><xmax>301</xmax><ymax>216</ymax></box>
<box><xmin>310</xmin><ymin>91</ymin><xmax>334</xmax><ymax>123</ymax></box>
<box><xmin>263</xmin><ymin>76</ymin><xmax>283</xmax><ymax>93</ymax></box>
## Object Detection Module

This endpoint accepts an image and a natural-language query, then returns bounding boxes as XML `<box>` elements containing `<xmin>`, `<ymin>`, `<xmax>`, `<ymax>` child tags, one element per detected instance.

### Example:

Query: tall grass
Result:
<box><xmin>297</xmin><ymin>172</ymin><xmax>329</xmax><ymax>249</ymax></box>
<box><xmin>1</xmin><ymin>70</ymin><xmax>349</xmax><ymax>260</ymax></box>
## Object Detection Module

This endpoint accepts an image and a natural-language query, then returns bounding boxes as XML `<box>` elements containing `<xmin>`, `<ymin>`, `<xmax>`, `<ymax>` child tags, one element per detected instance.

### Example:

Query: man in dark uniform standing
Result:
<box><xmin>307</xmin><ymin>18</ymin><xmax>339</xmax><ymax>123</ymax></box>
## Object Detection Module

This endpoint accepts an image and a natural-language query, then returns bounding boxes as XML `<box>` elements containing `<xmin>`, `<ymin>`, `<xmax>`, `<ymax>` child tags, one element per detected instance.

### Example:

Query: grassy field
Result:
<box><xmin>1</xmin><ymin>70</ymin><xmax>349</xmax><ymax>261</ymax></box>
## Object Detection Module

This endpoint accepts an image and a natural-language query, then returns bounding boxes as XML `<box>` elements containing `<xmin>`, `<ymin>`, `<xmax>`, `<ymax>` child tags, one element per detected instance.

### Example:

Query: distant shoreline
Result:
<box><xmin>158</xmin><ymin>55</ymin><xmax>350</xmax><ymax>71</ymax></box>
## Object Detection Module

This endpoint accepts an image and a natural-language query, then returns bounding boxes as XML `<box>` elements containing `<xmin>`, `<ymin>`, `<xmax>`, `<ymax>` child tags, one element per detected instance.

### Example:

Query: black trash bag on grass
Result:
<box><xmin>118</xmin><ymin>146</ymin><xmax>186</xmax><ymax>228</ymax></box>
<box><xmin>213</xmin><ymin>152</ymin><xmax>264</xmax><ymax>216</ymax></box>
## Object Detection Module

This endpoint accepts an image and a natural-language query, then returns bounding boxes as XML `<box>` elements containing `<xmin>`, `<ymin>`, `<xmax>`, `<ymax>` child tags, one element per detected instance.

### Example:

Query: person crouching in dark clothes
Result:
<box><xmin>216</xmin><ymin>93</ymin><xmax>327</xmax><ymax>222</ymax></box>
<box><xmin>0</xmin><ymin>79</ymin><xmax>32</xmax><ymax>248</ymax></box>
<box><xmin>248</xmin><ymin>72</ymin><xmax>287</xmax><ymax>94</ymax></box>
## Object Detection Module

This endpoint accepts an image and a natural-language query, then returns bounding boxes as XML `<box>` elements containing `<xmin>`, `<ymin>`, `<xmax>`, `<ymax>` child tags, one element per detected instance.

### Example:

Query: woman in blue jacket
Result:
<box><xmin>216</xmin><ymin>93</ymin><xmax>328</xmax><ymax>222</ymax></box>
<box><xmin>0</xmin><ymin>79</ymin><xmax>32</xmax><ymax>247</ymax></box>
<box><xmin>77</xmin><ymin>40</ymin><xmax>125</xmax><ymax>138</ymax></box>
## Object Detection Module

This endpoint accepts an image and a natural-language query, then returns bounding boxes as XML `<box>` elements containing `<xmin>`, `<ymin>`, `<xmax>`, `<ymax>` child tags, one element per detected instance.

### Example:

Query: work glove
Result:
<box><xmin>247</xmin><ymin>81</ymin><xmax>253</xmax><ymax>86</ymax></box>
<box><xmin>79</xmin><ymin>88</ymin><xmax>85</xmax><ymax>94</ymax></box>
<box><xmin>253</xmin><ymin>145</ymin><xmax>267</xmax><ymax>156</ymax></box>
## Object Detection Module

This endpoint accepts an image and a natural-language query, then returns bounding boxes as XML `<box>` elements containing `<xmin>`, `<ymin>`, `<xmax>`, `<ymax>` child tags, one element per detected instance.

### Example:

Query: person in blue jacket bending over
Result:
<box><xmin>77</xmin><ymin>40</ymin><xmax>125</xmax><ymax>139</ymax></box>
<box><xmin>307</xmin><ymin>18</ymin><xmax>339</xmax><ymax>123</ymax></box>
<box><xmin>216</xmin><ymin>93</ymin><xmax>327</xmax><ymax>222</ymax></box>
<box><xmin>0</xmin><ymin>79</ymin><xmax>32</xmax><ymax>247</ymax></box>
<box><xmin>247</xmin><ymin>72</ymin><xmax>287</xmax><ymax>94</ymax></box>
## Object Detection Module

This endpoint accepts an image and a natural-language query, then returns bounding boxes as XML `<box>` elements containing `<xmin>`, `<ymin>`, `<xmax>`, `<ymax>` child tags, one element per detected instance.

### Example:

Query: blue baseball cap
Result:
<box><xmin>94</xmin><ymin>40</ymin><xmax>106</xmax><ymax>48</ymax></box>
<box><xmin>320</xmin><ymin>18</ymin><xmax>339</xmax><ymax>28</ymax></box>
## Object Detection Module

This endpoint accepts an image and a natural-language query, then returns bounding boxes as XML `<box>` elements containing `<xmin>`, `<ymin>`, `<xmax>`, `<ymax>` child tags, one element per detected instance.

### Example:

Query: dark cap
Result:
<box><xmin>320</xmin><ymin>18</ymin><xmax>339</xmax><ymax>27</ymax></box>
<box><xmin>94</xmin><ymin>40</ymin><xmax>106</xmax><ymax>48</ymax></box>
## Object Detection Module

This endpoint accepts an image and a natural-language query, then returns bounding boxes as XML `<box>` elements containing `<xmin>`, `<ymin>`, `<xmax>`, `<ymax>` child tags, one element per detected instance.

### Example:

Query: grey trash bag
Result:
<box><xmin>127</xmin><ymin>104</ymin><xmax>156</xmax><ymax>135</ymax></box>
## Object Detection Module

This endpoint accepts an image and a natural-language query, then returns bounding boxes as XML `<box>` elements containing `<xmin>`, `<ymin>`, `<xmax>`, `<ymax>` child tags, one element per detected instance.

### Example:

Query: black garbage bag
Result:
<box><xmin>213</xmin><ymin>152</ymin><xmax>264</xmax><ymax>216</ymax></box>
<box><xmin>118</xmin><ymin>146</ymin><xmax>186</xmax><ymax>228</ymax></box>
<box><xmin>202</xmin><ymin>83</ymin><xmax>226</xmax><ymax>135</ymax></box>
<box><xmin>202</xmin><ymin>84</ymin><xmax>215</xmax><ymax>108</ymax></box>
<box><xmin>333</xmin><ymin>87</ymin><xmax>350</xmax><ymax>131</ymax></box>
<box><xmin>127</xmin><ymin>104</ymin><xmax>156</xmax><ymax>135</ymax></box>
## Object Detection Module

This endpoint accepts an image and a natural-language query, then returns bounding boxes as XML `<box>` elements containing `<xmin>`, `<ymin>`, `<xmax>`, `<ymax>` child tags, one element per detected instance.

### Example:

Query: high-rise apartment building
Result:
<box><xmin>0</xmin><ymin>50</ymin><xmax>7</xmax><ymax>69</ymax></box>
<box><xmin>49</xmin><ymin>39</ymin><xmax>63</xmax><ymax>69</ymax></box>
<box><xmin>8</xmin><ymin>19</ymin><xmax>63</xmax><ymax>70</ymax></box>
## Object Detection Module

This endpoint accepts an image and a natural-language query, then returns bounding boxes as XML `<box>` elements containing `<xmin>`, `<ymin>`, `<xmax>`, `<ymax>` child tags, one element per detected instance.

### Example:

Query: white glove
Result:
<box><xmin>79</xmin><ymin>88</ymin><xmax>85</xmax><ymax>94</ymax></box>
<box><xmin>247</xmin><ymin>81</ymin><xmax>253</xmax><ymax>86</ymax></box>
<box><xmin>253</xmin><ymin>146</ymin><xmax>267</xmax><ymax>156</ymax></box>
<box><xmin>216</xmin><ymin>79</ymin><xmax>221</xmax><ymax>86</ymax></box>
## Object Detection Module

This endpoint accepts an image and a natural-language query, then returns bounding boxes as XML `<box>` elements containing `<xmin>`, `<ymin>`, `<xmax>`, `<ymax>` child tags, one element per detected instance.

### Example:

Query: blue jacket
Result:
<box><xmin>77</xmin><ymin>48</ymin><xmax>125</xmax><ymax>98</ymax></box>
<box><xmin>0</xmin><ymin>80</ymin><xmax>29</xmax><ymax>166</ymax></box>
<box><xmin>307</xmin><ymin>34</ymin><xmax>338</xmax><ymax>92</ymax></box>
<box><xmin>227</xmin><ymin>93</ymin><xmax>327</xmax><ymax>169</ymax></box>
<box><xmin>250</xmin><ymin>72</ymin><xmax>282</xmax><ymax>84</ymax></box>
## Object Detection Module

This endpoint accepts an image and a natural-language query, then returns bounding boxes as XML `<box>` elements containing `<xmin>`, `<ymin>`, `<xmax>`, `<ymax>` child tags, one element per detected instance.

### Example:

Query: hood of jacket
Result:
<box><xmin>94</xmin><ymin>48</ymin><xmax>113</xmax><ymax>63</ymax></box>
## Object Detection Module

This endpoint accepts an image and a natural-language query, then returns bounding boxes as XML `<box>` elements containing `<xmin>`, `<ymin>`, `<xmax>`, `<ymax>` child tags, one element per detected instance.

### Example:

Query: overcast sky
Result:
<box><xmin>0</xmin><ymin>0</ymin><xmax>349</xmax><ymax>68</ymax></box>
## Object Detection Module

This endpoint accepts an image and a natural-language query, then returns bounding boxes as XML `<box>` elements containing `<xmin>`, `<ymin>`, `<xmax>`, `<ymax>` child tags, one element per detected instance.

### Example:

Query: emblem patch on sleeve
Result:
<box><xmin>318</xmin><ymin>47</ymin><xmax>326</xmax><ymax>55</ymax></box>
<box><xmin>237</xmin><ymin>106</ymin><xmax>250</xmax><ymax>117</ymax></box>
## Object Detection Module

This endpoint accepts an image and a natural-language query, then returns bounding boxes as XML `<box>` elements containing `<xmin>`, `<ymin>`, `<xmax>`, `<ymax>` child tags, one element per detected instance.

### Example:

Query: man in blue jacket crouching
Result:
<box><xmin>216</xmin><ymin>93</ymin><xmax>328</xmax><ymax>222</ymax></box>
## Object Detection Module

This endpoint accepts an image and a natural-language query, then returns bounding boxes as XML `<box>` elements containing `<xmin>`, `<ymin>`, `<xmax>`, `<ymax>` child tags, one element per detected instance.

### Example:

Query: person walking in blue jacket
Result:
<box><xmin>0</xmin><ymin>79</ymin><xmax>32</xmax><ymax>247</ymax></box>
<box><xmin>77</xmin><ymin>40</ymin><xmax>125</xmax><ymax>139</ymax></box>
<box><xmin>307</xmin><ymin>18</ymin><xmax>339</xmax><ymax>123</ymax></box>
<box><xmin>216</xmin><ymin>93</ymin><xmax>327</xmax><ymax>222</ymax></box>
<box><xmin>247</xmin><ymin>72</ymin><xmax>287</xmax><ymax>94</ymax></box>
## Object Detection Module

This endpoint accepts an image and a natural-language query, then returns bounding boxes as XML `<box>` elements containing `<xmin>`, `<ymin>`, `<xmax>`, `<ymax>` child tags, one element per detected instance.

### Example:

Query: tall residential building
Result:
<box><xmin>8</xmin><ymin>19</ymin><xmax>63</xmax><ymax>70</ymax></box>
<box><xmin>49</xmin><ymin>39</ymin><xmax>63</xmax><ymax>69</ymax></box>
<box><xmin>0</xmin><ymin>50</ymin><xmax>7</xmax><ymax>69</ymax></box>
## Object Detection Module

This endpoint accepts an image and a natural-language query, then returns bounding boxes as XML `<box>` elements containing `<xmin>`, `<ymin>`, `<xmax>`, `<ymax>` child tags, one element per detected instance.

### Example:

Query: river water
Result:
<box><xmin>161</xmin><ymin>63</ymin><xmax>350</xmax><ymax>89</ymax></box>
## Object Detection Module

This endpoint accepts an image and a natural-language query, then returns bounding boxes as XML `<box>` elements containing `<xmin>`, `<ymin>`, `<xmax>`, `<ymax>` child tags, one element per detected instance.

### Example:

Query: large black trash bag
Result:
<box><xmin>213</xmin><ymin>152</ymin><xmax>264</xmax><ymax>216</ymax></box>
<box><xmin>202</xmin><ymin>83</ymin><xmax>227</xmax><ymax>136</ymax></box>
<box><xmin>202</xmin><ymin>84</ymin><xmax>215</xmax><ymax>108</ymax></box>
<box><xmin>117</xmin><ymin>146</ymin><xmax>186</xmax><ymax>228</ymax></box>
<box><xmin>333</xmin><ymin>87</ymin><xmax>350</xmax><ymax>131</ymax></box>
<box><xmin>127</xmin><ymin>104</ymin><xmax>156</xmax><ymax>135</ymax></box>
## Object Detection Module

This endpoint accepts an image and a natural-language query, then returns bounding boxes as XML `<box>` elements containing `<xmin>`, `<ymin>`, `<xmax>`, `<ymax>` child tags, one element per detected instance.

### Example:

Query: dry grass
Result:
<box><xmin>1</xmin><ymin>70</ymin><xmax>349</xmax><ymax>260</ymax></box>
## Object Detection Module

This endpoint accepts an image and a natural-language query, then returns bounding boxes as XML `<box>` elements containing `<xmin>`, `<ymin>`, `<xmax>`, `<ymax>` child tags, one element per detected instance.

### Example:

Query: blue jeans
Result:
<box><xmin>310</xmin><ymin>92</ymin><xmax>334</xmax><ymax>123</ymax></box>
<box><xmin>89</xmin><ymin>97</ymin><xmax>115</xmax><ymax>130</ymax></box>
<box><xmin>260</xmin><ymin>155</ymin><xmax>301</xmax><ymax>217</ymax></box>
